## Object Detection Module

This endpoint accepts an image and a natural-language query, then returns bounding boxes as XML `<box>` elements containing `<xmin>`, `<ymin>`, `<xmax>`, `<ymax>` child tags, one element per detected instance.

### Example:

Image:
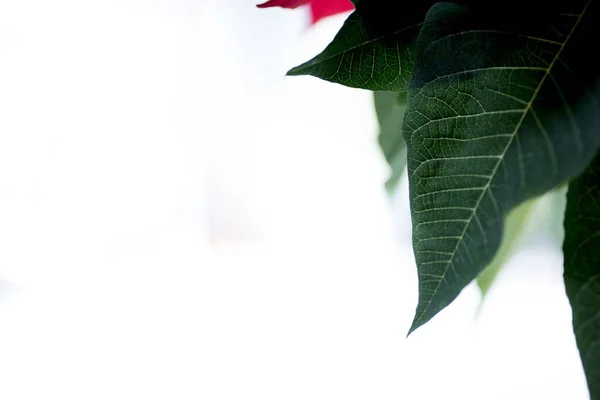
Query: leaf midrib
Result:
<box><xmin>411</xmin><ymin>1</ymin><xmax>591</xmax><ymax>330</ymax></box>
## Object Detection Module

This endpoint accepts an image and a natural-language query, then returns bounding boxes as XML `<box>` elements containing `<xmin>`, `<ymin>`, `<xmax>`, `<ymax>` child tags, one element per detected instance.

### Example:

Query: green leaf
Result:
<box><xmin>374</xmin><ymin>91</ymin><xmax>408</xmax><ymax>193</ymax></box>
<box><xmin>287</xmin><ymin>2</ymin><xmax>435</xmax><ymax>91</ymax></box>
<box><xmin>564</xmin><ymin>153</ymin><xmax>600</xmax><ymax>400</ymax></box>
<box><xmin>475</xmin><ymin>197</ymin><xmax>537</xmax><ymax>299</ymax></box>
<box><xmin>545</xmin><ymin>184</ymin><xmax>568</xmax><ymax>247</ymax></box>
<box><xmin>403</xmin><ymin>1</ymin><xmax>600</xmax><ymax>334</ymax></box>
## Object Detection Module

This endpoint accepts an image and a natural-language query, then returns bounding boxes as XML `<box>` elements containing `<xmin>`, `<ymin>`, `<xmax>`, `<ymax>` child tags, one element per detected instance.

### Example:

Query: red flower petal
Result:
<box><xmin>309</xmin><ymin>0</ymin><xmax>353</xmax><ymax>23</ymax></box>
<box><xmin>257</xmin><ymin>0</ymin><xmax>354</xmax><ymax>24</ymax></box>
<box><xmin>256</xmin><ymin>0</ymin><xmax>310</xmax><ymax>9</ymax></box>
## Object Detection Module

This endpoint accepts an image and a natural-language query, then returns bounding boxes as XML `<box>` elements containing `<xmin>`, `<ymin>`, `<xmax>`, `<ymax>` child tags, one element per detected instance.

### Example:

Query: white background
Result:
<box><xmin>0</xmin><ymin>1</ymin><xmax>590</xmax><ymax>399</ymax></box>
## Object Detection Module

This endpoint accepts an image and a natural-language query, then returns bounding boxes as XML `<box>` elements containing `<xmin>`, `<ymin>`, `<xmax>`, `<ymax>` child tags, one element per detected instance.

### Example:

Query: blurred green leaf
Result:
<box><xmin>544</xmin><ymin>184</ymin><xmax>567</xmax><ymax>248</ymax></box>
<box><xmin>476</xmin><ymin>186</ymin><xmax>567</xmax><ymax>306</ymax></box>
<box><xmin>374</xmin><ymin>91</ymin><xmax>407</xmax><ymax>194</ymax></box>
<box><xmin>476</xmin><ymin>198</ymin><xmax>537</xmax><ymax>300</ymax></box>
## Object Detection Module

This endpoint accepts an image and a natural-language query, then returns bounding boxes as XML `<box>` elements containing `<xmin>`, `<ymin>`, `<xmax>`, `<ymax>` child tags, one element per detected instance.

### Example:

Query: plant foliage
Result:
<box><xmin>373</xmin><ymin>91</ymin><xmax>407</xmax><ymax>193</ymax></box>
<box><xmin>287</xmin><ymin>1</ymin><xmax>600</xmax><ymax>398</ymax></box>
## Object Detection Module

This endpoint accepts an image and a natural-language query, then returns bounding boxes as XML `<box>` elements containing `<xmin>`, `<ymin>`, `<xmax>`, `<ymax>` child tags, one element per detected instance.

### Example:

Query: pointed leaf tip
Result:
<box><xmin>286</xmin><ymin>65</ymin><xmax>304</xmax><ymax>76</ymax></box>
<box><xmin>283</xmin><ymin>4</ymin><xmax>433</xmax><ymax>90</ymax></box>
<box><xmin>406</xmin><ymin>324</ymin><xmax>417</xmax><ymax>338</ymax></box>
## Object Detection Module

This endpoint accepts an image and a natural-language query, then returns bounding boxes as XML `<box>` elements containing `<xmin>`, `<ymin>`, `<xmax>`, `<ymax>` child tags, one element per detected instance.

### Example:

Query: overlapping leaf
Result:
<box><xmin>403</xmin><ymin>1</ymin><xmax>600</xmax><ymax>333</ymax></box>
<box><xmin>374</xmin><ymin>91</ymin><xmax>408</xmax><ymax>193</ymax></box>
<box><xmin>287</xmin><ymin>2</ymin><xmax>435</xmax><ymax>91</ymax></box>
<box><xmin>564</xmin><ymin>155</ymin><xmax>600</xmax><ymax>400</ymax></box>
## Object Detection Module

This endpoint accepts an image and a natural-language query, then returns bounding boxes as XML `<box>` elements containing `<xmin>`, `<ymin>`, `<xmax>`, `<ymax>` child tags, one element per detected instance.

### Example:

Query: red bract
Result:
<box><xmin>257</xmin><ymin>0</ymin><xmax>354</xmax><ymax>24</ymax></box>
<box><xmin>308</xmin><ymin>0</ymin><xmax>353</xmax><ymax>23</ymax></box>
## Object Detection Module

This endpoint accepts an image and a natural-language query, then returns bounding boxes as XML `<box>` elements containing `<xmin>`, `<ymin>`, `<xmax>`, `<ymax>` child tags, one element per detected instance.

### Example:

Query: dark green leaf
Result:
<box><xmin>564</xmin><ymin>153</ymin><xmax>600</xmax><ymax>400</ymax></box>
<box><xmin>287</xmin><ymin>2</ymin><xmax>435</xmax><ymax>91</ymax></box>
<box><xmin>403</xmin><ymin>1</ymin><xmax>600</xmax><ymax>334</ymax></box>
<box><xmin>374</xmin><ymin>91</ymin><xmax>408</xmax><ymax>193</ymax></box>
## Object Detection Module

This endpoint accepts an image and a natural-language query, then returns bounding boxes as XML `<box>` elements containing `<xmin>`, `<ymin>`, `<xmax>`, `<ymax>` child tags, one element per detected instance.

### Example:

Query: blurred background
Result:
<box><xmin>0</xmin><ymin>1</ymin><xmax>589</xmax><ymax>399</ymax></box>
